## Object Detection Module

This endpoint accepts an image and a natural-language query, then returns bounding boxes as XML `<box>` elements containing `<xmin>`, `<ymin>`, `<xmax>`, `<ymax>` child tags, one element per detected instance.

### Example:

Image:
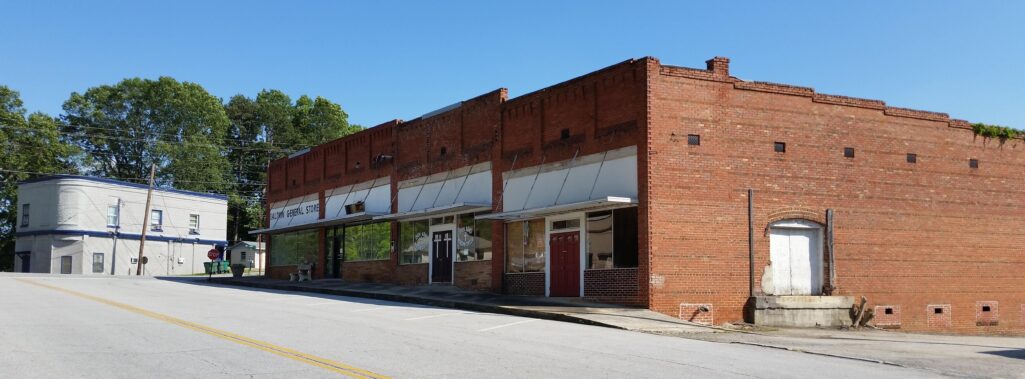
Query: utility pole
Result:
<box><xmin>136</xmin><ymin>164</ymin><xmax>156</xmax><ymax>276</ymax></box>
<box><xmin>110</xmin><ymin>198</ymin><xmax>120</xmax><ymax>275</ymax></box>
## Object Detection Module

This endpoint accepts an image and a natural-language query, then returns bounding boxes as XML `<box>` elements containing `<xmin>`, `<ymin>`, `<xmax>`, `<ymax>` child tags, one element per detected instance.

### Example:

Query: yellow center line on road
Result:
<box><xmin>16</xmin><ymin>278</ymin><xmax>389</xmax><ymax>379</ymax></box>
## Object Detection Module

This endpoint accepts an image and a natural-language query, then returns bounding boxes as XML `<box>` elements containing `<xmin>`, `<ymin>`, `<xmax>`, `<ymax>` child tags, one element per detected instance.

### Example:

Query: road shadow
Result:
<box><xmin>981</xmin><ymin>349</ymin><xmax>1025</xmax><ymax>360</ymax></box>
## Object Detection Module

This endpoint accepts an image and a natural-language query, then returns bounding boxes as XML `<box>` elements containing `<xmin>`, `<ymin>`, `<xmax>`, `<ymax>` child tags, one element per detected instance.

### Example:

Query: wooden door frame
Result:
<box><xmin>428</xmin><ymin>223</ymin><xmax>456</xmax><ymax>284</ymax></box>
<box><xmin>544</xmin><ymin>212</ymin><xmax>586</xmax><ymax>297</ymax></box>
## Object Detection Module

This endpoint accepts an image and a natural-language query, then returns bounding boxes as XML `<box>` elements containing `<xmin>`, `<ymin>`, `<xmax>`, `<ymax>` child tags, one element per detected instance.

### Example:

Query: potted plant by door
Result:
<box><xmin>230</xmin><ymin>263</ymin><xmax>246</xmax><ymax>278</ymax></box>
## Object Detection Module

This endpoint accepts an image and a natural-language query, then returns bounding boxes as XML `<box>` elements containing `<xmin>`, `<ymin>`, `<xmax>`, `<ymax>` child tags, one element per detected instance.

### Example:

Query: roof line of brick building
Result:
<box><xmin>271</xmin><ymin>56</ymin><xmax>1005</xmax><ymax>168</ymax></box>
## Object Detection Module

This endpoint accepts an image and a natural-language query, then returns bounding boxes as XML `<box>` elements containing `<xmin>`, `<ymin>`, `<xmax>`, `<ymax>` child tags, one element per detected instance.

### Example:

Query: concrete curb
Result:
<box><xmin>211</xmin><ymin>279</ymin><xmax>625</xmax><ymax>330</ymax></box>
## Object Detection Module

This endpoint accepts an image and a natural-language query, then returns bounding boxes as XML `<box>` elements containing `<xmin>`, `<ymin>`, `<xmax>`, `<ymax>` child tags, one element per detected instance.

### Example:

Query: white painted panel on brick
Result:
<box><xmin>502</xmin><ymin>146</ymin><xmax>637</xmax><ymax>212</ymax></box>
<box><xmin>324</xmin><ymin>178</ymin><xmax>391</xmax><ymax>219</ymax></box>
<box><xmin>268</xmin><ymin>193</ymin><xmax>319</xmax><ymax>229</ymax></box>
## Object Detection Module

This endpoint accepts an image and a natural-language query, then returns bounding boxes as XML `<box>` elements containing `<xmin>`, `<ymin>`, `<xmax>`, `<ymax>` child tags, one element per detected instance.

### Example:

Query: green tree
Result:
<box><xmin>223</xmin><ymin>90</ymin><xmax>359</xmax><ymax>242</ymax></box>
<box><xmin>0</xmin><ymin>86</ymin><xmax>77</xmax><ymax>271</ymax></box>
<box><xmin>61</xmin><ymin>77</ymin><xmax>231</xmax><ymax>193</ymax></box>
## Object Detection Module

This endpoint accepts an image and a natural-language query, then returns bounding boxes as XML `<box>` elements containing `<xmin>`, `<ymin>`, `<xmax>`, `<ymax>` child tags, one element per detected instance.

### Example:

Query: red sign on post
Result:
<box><xmin>207</xmin><ymin>249</ymin><xmax>220</xmax><ymax>261</ymax></box>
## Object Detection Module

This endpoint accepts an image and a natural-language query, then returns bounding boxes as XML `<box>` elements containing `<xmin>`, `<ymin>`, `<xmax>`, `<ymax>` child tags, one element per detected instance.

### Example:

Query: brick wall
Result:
<box><xmin>395</xmin><ymin>263</ymin><xmax>428</xmax><ymax>285</ymax></box>
<box><xmin>873</xmin><ymin>305</ymin><xmax>902</xmax><ymax>328</ymax></box>
<box><xmin>454</xmin><ymin>260</ymin><xmax>492</xmax><ymax>291</ymax></box>
<box><xmin>503</xmin><ymin>272</ymin><xmax>544</xmax><ymax>296</ymax></box>
<box><xmin>341</xmin><ymin>260</ymin><xmax>394</xmax><ymax>283</ymax></box>
<box><xmin>648</xmin><ymin>57</ymin><xmax>1025</xmax><ymax>334</ymax></box>
<box><xmin>584</xmin><ymin>268</ymin><xmax>641</xmax><ymax>306</ymax></box>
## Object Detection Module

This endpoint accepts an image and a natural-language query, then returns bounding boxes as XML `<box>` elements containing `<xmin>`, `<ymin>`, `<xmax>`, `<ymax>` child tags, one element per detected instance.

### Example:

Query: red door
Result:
<box><xmin>549</xmin><ymin>231</ymin><xmax>580</xmax><ymax>297</ymax></box>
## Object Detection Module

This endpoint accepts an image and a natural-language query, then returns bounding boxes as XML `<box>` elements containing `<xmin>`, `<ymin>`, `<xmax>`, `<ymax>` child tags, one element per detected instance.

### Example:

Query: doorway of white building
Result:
<box><xmin>768</xmin><ymin>220</ymin><xmax>823</xmax><ymax>295</ymax></box>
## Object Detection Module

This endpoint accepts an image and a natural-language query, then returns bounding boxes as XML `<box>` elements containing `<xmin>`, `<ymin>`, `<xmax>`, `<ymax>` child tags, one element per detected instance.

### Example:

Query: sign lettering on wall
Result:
<box><xmin>269</xmin><ymin>198</ymin><xmax>320</xmax><ymax>228</ymax></box>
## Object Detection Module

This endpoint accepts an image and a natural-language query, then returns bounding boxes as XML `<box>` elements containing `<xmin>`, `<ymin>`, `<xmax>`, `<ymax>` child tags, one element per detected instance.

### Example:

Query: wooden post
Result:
<box><xmin>136</xmin><ymin>164</ymin><xmax>156</xmax><ymax>275</ymax></box>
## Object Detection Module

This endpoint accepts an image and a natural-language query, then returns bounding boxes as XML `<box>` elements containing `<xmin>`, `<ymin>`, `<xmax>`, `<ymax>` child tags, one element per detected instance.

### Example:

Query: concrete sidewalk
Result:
<box><xmin>204</xmin><ymin>276</ymin><xmax>719</xmax><ymax>334</ymax></box>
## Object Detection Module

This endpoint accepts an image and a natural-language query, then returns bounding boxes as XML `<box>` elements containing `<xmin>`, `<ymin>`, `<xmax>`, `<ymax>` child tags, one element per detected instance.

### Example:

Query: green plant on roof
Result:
<box><xmin>971</xmin><ymin>123</ymin><xmax>1020</xmax><ymax>139</ymax></box>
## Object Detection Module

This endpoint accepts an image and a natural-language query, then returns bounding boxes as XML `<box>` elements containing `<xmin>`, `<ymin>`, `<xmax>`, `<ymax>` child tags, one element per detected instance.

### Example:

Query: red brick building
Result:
<box><xmin>256</xmin><ymin>56</ymin><xmax>1025</xmax><ymax>334</ymax></box>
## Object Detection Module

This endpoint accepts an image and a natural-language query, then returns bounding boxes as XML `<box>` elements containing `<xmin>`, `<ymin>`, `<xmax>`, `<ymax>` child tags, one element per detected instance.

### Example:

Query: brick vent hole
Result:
<box><xmin>885</xmin><ymin>307</ymin><xmax>894</xmax><ymax>315</ymax></box>
<box><xmin>934</xmin><ymin>307</ymin><xmax>943</xmax><ymax>314</ymax></box>
<box><xmin>982</xmin><ymin>305</ymin><xmax>991</xmax><ymax>312</ymax></box>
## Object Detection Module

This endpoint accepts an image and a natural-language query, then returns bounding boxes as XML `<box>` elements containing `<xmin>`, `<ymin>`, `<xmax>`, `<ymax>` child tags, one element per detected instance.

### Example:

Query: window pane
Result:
<box><xmin>524</xmin><ymin>219</ymin><xmax>546</xmax><ymax>272</ymax></box>
<box><xmin>92</xmin><ymin>253</ymin><xmax>104</xmax><ymax>273</ymax></box>
<box><xmin>107</xmin><ymin>205</ymin><xmax>119</xmax><ymax>226</ymax></box>
<box><xmin>505</xmin><ymin>222</ymin><xmax>525</xmax><ymax>273</ymax></box>
<box><xmin>400</xmin><ymin>221</ymin><xmax>429</xmax><ymax>264</ymax></box>
<box><xmin>612</xmin><ymin>208</ymin><xmax>639</xmax><ymax>268</ymax></box>
<box><xmin>296</xmin><ymin>230</ymin><xmax>318</xmax><ymax>264</ymax></box>
<box><xmin>456</xmin><ymin>214</ymin><xmax>475</xmax><ymax>261</ymax></box>
<box><xmin>474</xmin><ymin>218</ymin><xmax>493</xmax><ymax>261</ymax></box>
<box><xmin>189</xmin><ymin>214</ymin><xmax>199</xmax><ymax>230</ymax></box>
<box><xmin>345</xmin><ymin>223</ymin><xmax>390</xmax><ymax>261</ymax></box>
<box><xmin>586</xmin><ymin>211</ymin><xmax>614</xmax><ymax>269</ymax></box>
<box><xmin>21</xmin><ymin>204</ymin><xmax>29</xmax><ymax>226</ymax></box>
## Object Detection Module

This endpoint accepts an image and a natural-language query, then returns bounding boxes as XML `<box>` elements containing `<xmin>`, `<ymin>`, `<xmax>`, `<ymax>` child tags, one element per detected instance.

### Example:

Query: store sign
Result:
<box><xmin>269</xmin><ymin>197</ymin><xmax>320</xmax><ymax>228</ymax></box>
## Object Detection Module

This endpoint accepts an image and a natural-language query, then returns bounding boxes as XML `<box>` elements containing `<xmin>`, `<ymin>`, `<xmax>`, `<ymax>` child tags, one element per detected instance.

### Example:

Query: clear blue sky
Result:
<box><xmin>2</xmin><ymin>1</ymin><xmax>1023</xmax><ymax>128</ymax></box>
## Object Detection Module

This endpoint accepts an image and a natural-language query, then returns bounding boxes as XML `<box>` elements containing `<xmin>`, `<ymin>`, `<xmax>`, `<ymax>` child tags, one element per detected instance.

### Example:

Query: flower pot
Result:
<box><xmin>230</xmin><ymin>263</ymin><xmax>246</xmax><ymax>278</ymax></box>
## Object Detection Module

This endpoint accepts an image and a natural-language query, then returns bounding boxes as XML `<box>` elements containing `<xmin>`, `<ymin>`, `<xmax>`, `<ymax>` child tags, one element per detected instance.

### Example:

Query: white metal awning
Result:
<box><xmin>249</xmin><ymin>211</ymin><xmax>386</xmax><ymax>235</ymax></box>
<box><xmin>476</xmin><ymin>197</ymin><xmax>636</xmax><ymax>221</ymax></box>
<box><xmin>374</xmin><ymin>202</ymin><xmax>492</xmax><ymax>222</ymax></box>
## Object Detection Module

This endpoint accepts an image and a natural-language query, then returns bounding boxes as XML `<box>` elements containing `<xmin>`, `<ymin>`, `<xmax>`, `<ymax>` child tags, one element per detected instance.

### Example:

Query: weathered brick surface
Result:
<box><xmin>395</xmin><ymin>263</ymin><xmax>428</xmax><ymax>286</ymax></box>
<box><xmin>873</xmin><ymin>305</ymin><xmax>902</xmax><ymax>328</ymax></box>
<box><xmin>648</xmin><ymin>57</ymin><xmax>1025</xmax><ymax>334</ymax></box>
<box><xmin>927</xmin><ymin>304</ymin><xmax>953</xmax><ymax>328</ymax></box>
<box><xmin>503</xmin><ymin>273</ymin><xmax>545</xmax><ymax>296</ymax></box>
<box><xmin>454</xmin><ymin>260</ymin><xmax>493</xmax><ymax>291</ymax></box>
<box><xmin>341</xmin><ymin>260</ymin><xmax>393</xmax><ymax>283</ymax></box>
<box><xmin>584</xmin><ymin>268</ymin><xmax>641</xmax><ymax>305</ymax></box>
<box><xmin>976</xmin><ymin>301</ymin><xmax>999</xmax><ymax>326</ymax></box>
<box><xmin>679</xmin><ymin>303</ymin><xmax>714</xmax><ymax>325</ymax></box>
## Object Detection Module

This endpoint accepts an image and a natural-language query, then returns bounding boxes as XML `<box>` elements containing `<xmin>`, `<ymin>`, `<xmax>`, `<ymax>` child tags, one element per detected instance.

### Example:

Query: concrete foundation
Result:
<box><xmin>750</xmin><ymin>296</ymin><xmax>854</xmax><ymax>328</ymax></box>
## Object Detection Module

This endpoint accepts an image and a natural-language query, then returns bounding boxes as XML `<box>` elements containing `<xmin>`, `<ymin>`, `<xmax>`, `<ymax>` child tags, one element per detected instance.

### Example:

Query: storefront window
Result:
<box><xmin>456</xmin><ymin>214</ymin><xmax>492</xmax><ymax>261</ymax></box>
<box><xmin>505</xmin><ymin>219</ymin><xmax>545</xmax><ymax>272</ymax></box>
<box><xmin>585</xmin><ymin>208</ymin><xmax>638</xmax><ymax>269</ymax></box>
<box><xmin>344</xmin><ymin>222</ymin><xmax>390</xmax><ymax>261</ymax></box>
<box><xmin>400</xmin><ymin>220</ymin><xmax>429</xmax><ymax>264</ymax></box>
<box><xmin>269</xmin><ymin>230</ymin><xmax>318</xmax><ymax>267</ymax></box>
<box><xmin>586</xmin><ymin>211</ymin><xmax>614</xmax><ymax>269</ymax></box>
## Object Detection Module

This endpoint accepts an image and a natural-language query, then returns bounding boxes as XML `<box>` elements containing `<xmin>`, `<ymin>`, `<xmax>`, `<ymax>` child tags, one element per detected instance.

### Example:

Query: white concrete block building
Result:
<box><xmin>13</xmin><ymin>175</ymin><xmax>228</xmax><ymax>276</ymax></box>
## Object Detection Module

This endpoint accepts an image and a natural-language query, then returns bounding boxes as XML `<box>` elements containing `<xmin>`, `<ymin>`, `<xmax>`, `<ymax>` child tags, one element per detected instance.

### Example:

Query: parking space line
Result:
<box><xmin>16</xmin><ymin>278</ymin><xmax>389</xmax><ymax>379</ymax></box>
<box><xmin>404</xmin><ymin>312</ymin><xmax>469</xmax><ymax>321</ymax></box>
<box><xmin>305</xmin><ymin>302</ymin><xmax>336</xmax><ymax>306</ymax></box>
<box><xmin>477</xmin><ymin>319</ymin><xmax>537</xmax><ymax>332</ymax></box>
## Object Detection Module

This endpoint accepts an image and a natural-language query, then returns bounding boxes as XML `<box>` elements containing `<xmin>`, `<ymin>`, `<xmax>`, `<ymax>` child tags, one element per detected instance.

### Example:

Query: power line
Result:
<box><xmin>0</xmin><ymin>124</ymin><xmax>298</xmax><ymax>154</ymax></box>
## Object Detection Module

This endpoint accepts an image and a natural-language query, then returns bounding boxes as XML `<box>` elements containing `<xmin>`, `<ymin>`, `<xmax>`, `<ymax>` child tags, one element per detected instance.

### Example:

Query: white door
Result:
<box><xmin>769</xmin><ymin>221</ymin><xmax>822</xmax><ymax>295</ymax></box>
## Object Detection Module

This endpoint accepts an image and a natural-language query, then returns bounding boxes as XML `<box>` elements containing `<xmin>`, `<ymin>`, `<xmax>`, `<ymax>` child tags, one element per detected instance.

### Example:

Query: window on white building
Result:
<box><xmin>189</xmin><ymin>214</ymin><xmax>200</xmax><ymax>234</ymax></box>
<box><xmin>150</xmin><ymin>210</ymin><xmax>163</xmax><ymax>231</ymax></box>
<box><xmin>92</xmin><ymin>253</ymin><xmax>104</xmax><ymax>273</ymax></box>
<box><xmin>107</xmin><ymin>204</ymin><xmax>120</xmax><ymax>227</ymax></box>
<box><xmin>20</xmin><ymin>204</ymin><xmax>29</xmax><ymax>227</ymax></box>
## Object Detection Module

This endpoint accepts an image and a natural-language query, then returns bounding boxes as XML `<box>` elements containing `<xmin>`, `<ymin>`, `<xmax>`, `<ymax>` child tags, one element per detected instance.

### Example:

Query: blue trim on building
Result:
<box><xmin>18</xmin><ymin>174</ymin><xmax>229</xmax><ymax>201</ymax></box>
<box><xmin>15</xmin><ymin>229</ymin><xmax>227</xmax><ymax>246</ymax></box>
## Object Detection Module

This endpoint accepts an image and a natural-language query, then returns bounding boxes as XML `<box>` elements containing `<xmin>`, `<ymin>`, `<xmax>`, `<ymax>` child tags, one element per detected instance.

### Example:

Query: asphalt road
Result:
<box><xmin>0</xmin><ymin>274</ymin><xmax>941</xmax><ymax>378</ymax></box>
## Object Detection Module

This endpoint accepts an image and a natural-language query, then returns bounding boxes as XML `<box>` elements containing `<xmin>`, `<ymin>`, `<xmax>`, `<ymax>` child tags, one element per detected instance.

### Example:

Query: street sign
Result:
<box><xmin>141</xmin><ymin>256</ymin><xmax>149</xmax><ymax>265</ymax></box>
<box><xmin>207</xmin><ymin>249</ymin><xmax>219</xmax><ymax>260</ymax></box>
